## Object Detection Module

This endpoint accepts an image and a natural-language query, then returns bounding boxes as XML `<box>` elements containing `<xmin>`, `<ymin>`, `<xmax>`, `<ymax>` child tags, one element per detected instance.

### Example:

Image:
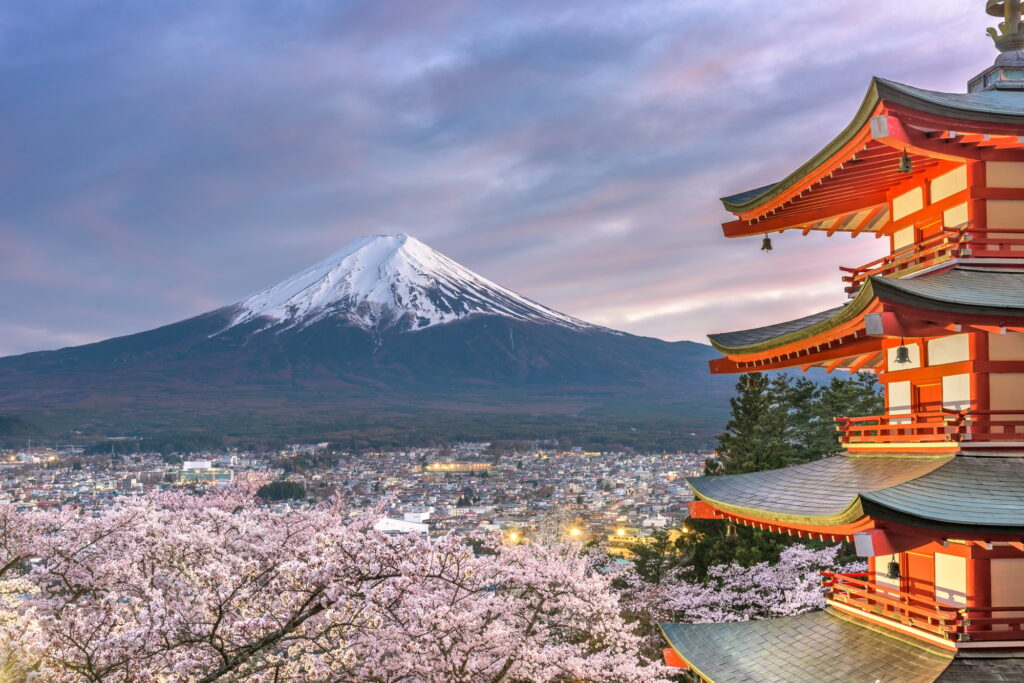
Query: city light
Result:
<box><xmin>616</xmin><ymin>528</ymin><xmax>627</xmax><ymax>537</ymax></box>
<box><xmin>508</xmin><ymin>531</ymin><xmax>520</xmax><ymax>543</ymax></box>
<box><xmin>568</xmin><ymin>527</ymin><xmax>582</xmax><ymax>538</ymax></box>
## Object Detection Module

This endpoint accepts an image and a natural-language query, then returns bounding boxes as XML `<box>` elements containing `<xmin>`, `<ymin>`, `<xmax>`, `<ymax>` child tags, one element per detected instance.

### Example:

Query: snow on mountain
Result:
<box><xmin>225</xmin><ymin>234</ymin><xmax>594</xmax><ymax>334</ymax></box>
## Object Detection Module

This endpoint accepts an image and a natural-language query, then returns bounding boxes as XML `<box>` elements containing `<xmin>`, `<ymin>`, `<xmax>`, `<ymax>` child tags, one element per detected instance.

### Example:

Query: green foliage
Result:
<box><xmin>709</xmin><ymin>372</ymin><xmax>882</xmax><ymax>475</ymax></box>
<box><xmin>683</xmin><ymin>371</ymin><xmax>882</xmax><ymax>579</ymax></box>
<box><xmin>256</xmin><ymin>480</ymin><xmax>306</xmax><ymax>502</ymax></box>
<box><xmin>631</xmin><ymin>528</ymin><xmax>687</xmax><ymax>584</ymax></box>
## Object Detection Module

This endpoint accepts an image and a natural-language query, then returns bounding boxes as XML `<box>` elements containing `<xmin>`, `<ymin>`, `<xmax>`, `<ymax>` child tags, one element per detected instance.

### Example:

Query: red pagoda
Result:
<box><xmin>661</xmin><ymin>3</ymin><xmax>1024</xmax><ymax>680</ymax></box>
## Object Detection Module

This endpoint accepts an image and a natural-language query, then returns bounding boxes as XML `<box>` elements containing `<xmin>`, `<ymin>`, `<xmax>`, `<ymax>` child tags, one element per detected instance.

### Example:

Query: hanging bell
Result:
<box><xmin>894</xmin><ymin>342</ymin><xmax>912</xmax><ymax>365</ymax></box>
<box><xmin>898</xmin><ymin>149</ymin><xmax>913</xmax><ymax>174</ymax></box>
<box><xmin>760</xmin><ymin>234</ymin><xmax>773</xmax><ymax>252</ymax></box>
<box><xmin>886</xmin><ymin>559</ymin><xmax>901</xmax><ymax>580</ymax></box>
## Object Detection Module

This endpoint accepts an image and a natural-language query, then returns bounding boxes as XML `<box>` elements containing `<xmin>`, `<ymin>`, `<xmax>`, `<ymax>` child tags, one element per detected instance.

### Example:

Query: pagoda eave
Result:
<box><xmin>720</xmin><ymin>76</ymin><xmax>1024</xmax><ymax>239</ymax></box>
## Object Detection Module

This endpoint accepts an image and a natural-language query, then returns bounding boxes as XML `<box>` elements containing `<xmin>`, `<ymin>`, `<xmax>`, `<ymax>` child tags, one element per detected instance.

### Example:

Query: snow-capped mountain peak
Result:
<box><xmin>226</xmin><ymin>233</ymin><xmax>592</xmax><ymax>334</ymax></box>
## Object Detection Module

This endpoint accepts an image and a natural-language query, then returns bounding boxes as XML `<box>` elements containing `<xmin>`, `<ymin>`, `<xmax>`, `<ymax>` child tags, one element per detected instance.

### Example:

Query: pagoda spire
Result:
<box><xmin>970</xmin><ymin>0</ymin><xmax>1024</xmax><ymax>91</ymax></box>
<box><xmin>987</xmin><ymin>0</ymin><xmax>1024</xmax><ymax>52</ymax></box>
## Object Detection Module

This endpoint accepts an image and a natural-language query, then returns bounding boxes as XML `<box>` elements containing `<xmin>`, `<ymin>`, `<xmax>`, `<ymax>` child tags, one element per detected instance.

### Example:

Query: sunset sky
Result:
<box><xmin>0</xmin><ymin>1</ymin><xmax>997</xmax><ymax>356</ymax></box>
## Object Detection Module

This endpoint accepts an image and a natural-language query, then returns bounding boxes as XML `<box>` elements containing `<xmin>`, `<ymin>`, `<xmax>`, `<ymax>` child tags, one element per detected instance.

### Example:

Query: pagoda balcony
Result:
<box><xmin>841</xmin><ymin>226</ymin><xmax>968</xmax><ymax>295</ymax></box>
<box><xmin>835</xmin><ymin>411</ymin><xmax>960</xmax><ymax>447</ymax></box>
<box><xmin>821</xmin><ymin>572</ymin><xmax>1024</xmax><ymax>645</ymax></box>
<box><xmin>835</xmin><ymin>411</ymin><xmax>1024</xmax><ymax>450</ymax></box>
<box><xmin>840</xmin><ymin>225</ymin><xmax>1024</xmax><ymax>296</ymax></box>
<box><xmin>959</xmin><ymin>410</ymin><xmax>1024</xmax><ymax>443</ymax></box>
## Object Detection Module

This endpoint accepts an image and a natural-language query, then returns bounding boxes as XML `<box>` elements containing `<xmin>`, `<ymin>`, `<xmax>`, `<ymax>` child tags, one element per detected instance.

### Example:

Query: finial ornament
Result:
<box><xmin>986</xmin><ymin>0</ymin><xmax>1024</xmax><ymax>52</ymax></box>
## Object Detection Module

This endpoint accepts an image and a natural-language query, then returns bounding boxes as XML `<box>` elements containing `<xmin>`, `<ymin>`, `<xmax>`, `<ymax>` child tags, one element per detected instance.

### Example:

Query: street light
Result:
<box><xmin>568</xmin><ymin>527</ymin><xmax>582</xmax><ymax>538</ymax></box>
<box><xmin>508</xmin><ymin>531</ymin><xmax>520</xmax><ymax>543</ymax></box>
<box><xmin>615</xmin><ymin>528</ymin><xmax>627</xmax><ymax>537</ymax></box>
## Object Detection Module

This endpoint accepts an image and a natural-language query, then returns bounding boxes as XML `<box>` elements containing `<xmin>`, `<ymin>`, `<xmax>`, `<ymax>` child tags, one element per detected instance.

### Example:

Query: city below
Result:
<box><xmin>1</xmin><ymin>442</ymin><xmax>705</xmax><ymax>558</ymax></box>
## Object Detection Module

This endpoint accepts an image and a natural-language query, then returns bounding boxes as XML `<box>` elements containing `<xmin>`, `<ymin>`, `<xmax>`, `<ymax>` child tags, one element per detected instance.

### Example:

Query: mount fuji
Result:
<box><xmin>0</xmin><ymin>234</ymin><xmax>733</xmax><ymax>443</ymax></box>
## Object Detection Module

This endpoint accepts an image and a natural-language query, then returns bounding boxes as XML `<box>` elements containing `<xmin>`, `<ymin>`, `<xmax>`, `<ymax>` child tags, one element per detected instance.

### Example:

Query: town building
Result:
<box><xmin>662</xmin><ymin>4</ymin><xmax>1024</xmax><ymax>680</ymax></box>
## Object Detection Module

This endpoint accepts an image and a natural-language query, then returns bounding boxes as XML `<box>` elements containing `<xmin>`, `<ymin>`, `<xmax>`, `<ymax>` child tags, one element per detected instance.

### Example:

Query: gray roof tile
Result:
<box><xmin>688</xmin><ymin>455</ymin><xmax>950</xmax><ymax>524</ymax></box>
<box><xmin>661</xmin><ymin>608</ymin><xmax>953</xmax><ymax>682</ymax></box>
<box><xmin>862</xmin><ymin>457</ymin><xmax>1024</xmax><ymax>528</ymax></box>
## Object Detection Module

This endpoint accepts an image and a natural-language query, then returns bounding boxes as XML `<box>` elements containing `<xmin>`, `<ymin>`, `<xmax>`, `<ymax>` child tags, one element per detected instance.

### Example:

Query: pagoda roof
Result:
<box><xmin>688</xmin><ymin>454</ymin><xmax>950</xmax><ymax>526</ymax></box>
<box><xmin>688</xmin><ymin>455</ymin><xmax>1024</xmax><ymax>533</ymax></box>
<box><xmin>873</xmin><ymin>266</ymin><xmax>1024</xmax><ymax>317</ymax></box>
<box><xmin>708</xmin><ymin>267</ymin><xmax>1024</xmax><ymax>357</ymax></box>
<box><xmin>661</xmin><ymin>608</ymin><xmax>954</xmax><ymax>682</ymax></box>
<box><xmin>722</xmin><ymin>77</ymin><xmax>1024</xmax><ymax>217</ymax></box>
<box><xmin>708</xmin><ymin>303</ymin><xmax>856</xmax><ymax>355</ymax></box>
<box><xmin>863</xmin><ymin>456</ymin><xmax>1024</xmax><ymax>530</ymax></box>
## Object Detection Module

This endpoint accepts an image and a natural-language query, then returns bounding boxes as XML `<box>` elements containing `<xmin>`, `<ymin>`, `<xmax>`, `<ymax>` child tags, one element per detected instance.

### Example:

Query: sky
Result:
<box><xmin>0</xmin><ymin>1</ymin><xmax>998</xmax><ymax>356</ymax></box>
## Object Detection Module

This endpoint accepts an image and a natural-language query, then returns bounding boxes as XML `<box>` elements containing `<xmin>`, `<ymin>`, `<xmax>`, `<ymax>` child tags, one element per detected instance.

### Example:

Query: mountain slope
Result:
<box><xmin>0</xmin><ymin>234</ymin><xmax>735</xmax><ymax>444</ymax></box>
<box><xmin>228</xmin><ymin>234</ymin><xmax>591</xmax><ymax>334</ymax></box>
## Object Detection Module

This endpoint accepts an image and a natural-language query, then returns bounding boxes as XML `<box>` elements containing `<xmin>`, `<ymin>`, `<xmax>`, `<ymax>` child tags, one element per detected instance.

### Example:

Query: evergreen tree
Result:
<box><xmin>679</xmin><ymin>371</ymin><xmax>882</xmax><ymax>580</ymax></box>
<box><xmin>707</xmin><ymin>374</ymin><xmax>793</xmax><ymax>474</ymax></box>
<box><xmin>631</xmin><ymin>528</ymin><xmax>686</xmax><ymax>584</ymax></box>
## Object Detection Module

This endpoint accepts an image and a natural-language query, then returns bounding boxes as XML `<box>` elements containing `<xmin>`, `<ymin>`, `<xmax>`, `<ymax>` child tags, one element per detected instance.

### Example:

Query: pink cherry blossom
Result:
<box><xmin>0</xmin><ymin>487</ymin><xmax>671</xmax><ymax>682</ymax></box>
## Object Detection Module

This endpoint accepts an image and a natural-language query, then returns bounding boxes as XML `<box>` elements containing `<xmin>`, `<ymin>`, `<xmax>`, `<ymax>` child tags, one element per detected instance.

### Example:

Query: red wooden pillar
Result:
<box><xmin>967</xmin><ymin>546</ymin><xmax>992</xmax><ymax>610</ymax></box>
<box><xmin>969</xmin><ymin>332</ymin><xmax>990</xmax><ymax>440</ymax></box>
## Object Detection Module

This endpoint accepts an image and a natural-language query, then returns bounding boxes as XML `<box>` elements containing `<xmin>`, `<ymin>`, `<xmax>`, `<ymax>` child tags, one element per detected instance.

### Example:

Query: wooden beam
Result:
<box><xmin>874</xmin><ymin>110</ymin><xmax>1024</xmax><ymax>161</ymax></box>
<box><xmin>871</xmin><ymin>115</ymin><xmax>978</xmax><ymax>162</ymax></box>
<box><xmin>825</xmin><ymin>356</ymin><xmax>847</xmax><ymax>373</ymax></box>
<box><xmin>847</xmin><ymin>352</ymin><xmax>879</xmax><ymax>373</ymax></box>
<box><xmin>875</xmin><ymin>188</ymin><xmax>969</xmax><ymax>236</ymax></box>
<box><xmin>851</xmin><ymin>207</ymin><xmax>887</xmax><ymax>237</ymax></box>
<box><xmin>722</xmin><ymin>194</ymin><xmax>889</xmax><ymax>237</ymax></box>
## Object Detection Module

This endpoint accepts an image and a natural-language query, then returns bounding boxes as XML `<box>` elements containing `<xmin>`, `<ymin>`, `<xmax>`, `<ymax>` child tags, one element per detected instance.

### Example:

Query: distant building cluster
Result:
<box><xmin>0</xmin><ymin>441</ymin><xmax>706</xmax><ymax>555</ymax></box>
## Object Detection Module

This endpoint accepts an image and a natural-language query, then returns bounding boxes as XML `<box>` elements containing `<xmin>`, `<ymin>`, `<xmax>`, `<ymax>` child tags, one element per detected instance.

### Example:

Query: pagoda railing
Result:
<box><xmin>958</xmin><ymin>410</ymin><xmax>1024</xmax><ymax>442</ymax></box>
<box><xmin>835</xmin><ymin>411</ymin><xmax>960</xmax><ymax>444</ymax></box>
<box><xmin>965</xmin><ymin>228</ymin><xmax>1024</xmax><ymax>259</ymax></box>
<box><xmin>835</xmin><ymin>411</ymin><xmax>1024</xmax><ymax>445</ymax></box>
<box><xmin>821</xmin><ymin>572</ymin><xmax>960</xmax><ymax>639</ymax></box>
<box><xmin>840</xmin><ymin>225</ymin><xmax>969</xmax><ymax>295</ymax></box>
<box><xmin>822</xmin><ymin>572</ymin><xmax>1024</xmax><ymax>643</ymax></box>
<box><xmin>840</xmin><ymin>225</ymin><xmax>1024</xmax><ymax>295</ymax></box>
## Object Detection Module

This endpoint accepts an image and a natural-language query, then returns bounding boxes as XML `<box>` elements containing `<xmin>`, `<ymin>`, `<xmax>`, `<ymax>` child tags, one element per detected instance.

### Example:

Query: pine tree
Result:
<box><xmin>680</xmin><ymin>371</ymin><xmax>882</xmax><ymax>579</ymax></box>
<box><xmin>707</xmin><ymin>373</ymin><xmax>794</xmax><ymax>475</ymax></box>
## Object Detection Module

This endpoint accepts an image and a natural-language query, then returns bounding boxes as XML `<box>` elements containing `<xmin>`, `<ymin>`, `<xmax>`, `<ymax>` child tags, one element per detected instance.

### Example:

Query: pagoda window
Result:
<box><xmin>940</xmin><ymin>374</ymin><xmax>971</xmax><ymax>412</ymax></box>
<box><xmin>986</xmin><ymin>198</ymin><xmax>1024</xmax><ymax>231</ymax></box>
<box><xmin>986</xmin><ymin>161</ymin><xmax>1024</xmax><ymax>189</ymax></box>
<box><xmin>874</xmin><ymin>553</ymin><xmax>901</xmax><ymax>591</ymax></box>
<box><xmin>886</xmin><ymin>343</ymin><xmax>921</xmax><ymax>370</ymax></box>
<box><xmin>931</xmin><ymin>166</ymin><xmax>968</xmax><ymax>202</ymax></box>
<box><xmin>932</xmin><ymin>167</ymin><xmax>969</xmax><ymax>233</ymax></box>
<box><xmin>934</xmin><ymin>552</ymin><xmax>968</xmax><ymax>608</ymax></box>
<box><xmin>926</xmin><ymin>334</ymin><xmax>970</xmax><ymax>366</ymax></box>
<box><xmin>991</xmin><ymin>374</ymin><xmax>1024</xmax><ymax>411</ymax></box>
<box><xmin>991</xmin><ymin>559</ymin><xmax>1024</xmax><ymax>631</ymax></box>
<box><xmin>989</xmin><ymin>331</ymin><xmax>1024</xmax><ymax>360</ymax></box>
<box><xmin>887</xmin><ymin>381</ymin><xmax>912</xmax><ymax>417</ymax></box>
<box><xmin>892</xmin><ymin>187</ymin><xmax>924</xmax><ymax>250</ymax></box>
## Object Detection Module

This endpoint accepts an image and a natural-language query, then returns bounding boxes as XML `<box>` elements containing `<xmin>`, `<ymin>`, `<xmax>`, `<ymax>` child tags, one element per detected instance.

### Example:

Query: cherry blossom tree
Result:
<box><xmin>623</xmin><ymin>543</ymin><xmax>866</xmax><ymax>626</ymax></box>
<box><xmin>0</xmin><ymin>488</ymin><xmax>670</xmax><ymax>682</ymax></box>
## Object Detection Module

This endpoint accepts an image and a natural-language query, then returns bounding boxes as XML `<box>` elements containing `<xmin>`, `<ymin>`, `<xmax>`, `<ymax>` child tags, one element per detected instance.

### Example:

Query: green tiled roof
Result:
<box><xmin>708</xmin><ymin>305</ymin><xmax>849</xmax><ymax>352</ymax></box>
<box><xmin>870</xmin><ymin>267</ymin><xmax>1024</xmax><ymax>317</ymax></box>
<box><xmin>722</xmin><ymin>77</ymin><xmax>1024</xmax><ymax>214</ymax></box>
<box><xmin>688</xmin><ymin>455</ymin><xmax>950</xmax><ymax>526</ymax></box>
<box><xmin>689</xmin><ymin>454</ymin><xmax>1024</xmax><ymax>530</ymax></box>
<box><xmin>708</xmin><ymin>268</ymin><xmax>1024</xmax><ymax>355</ymax></box>
<box><xmin>661</xmin><ymin>608</ymin><xmax>953</xmax><ymax>683</ymax></box>
<box><xmin>863</xmin><ymin>457</ymin><xmax>1024</xmax><ymax>531</ymax></box>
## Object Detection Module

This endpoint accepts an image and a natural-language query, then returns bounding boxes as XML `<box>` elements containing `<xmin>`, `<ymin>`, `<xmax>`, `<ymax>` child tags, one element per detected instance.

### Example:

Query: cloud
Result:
<box><xmin>0</xmin><ymin>0</ymin><xmax>996</xmax><ymax>353</ymax></box>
